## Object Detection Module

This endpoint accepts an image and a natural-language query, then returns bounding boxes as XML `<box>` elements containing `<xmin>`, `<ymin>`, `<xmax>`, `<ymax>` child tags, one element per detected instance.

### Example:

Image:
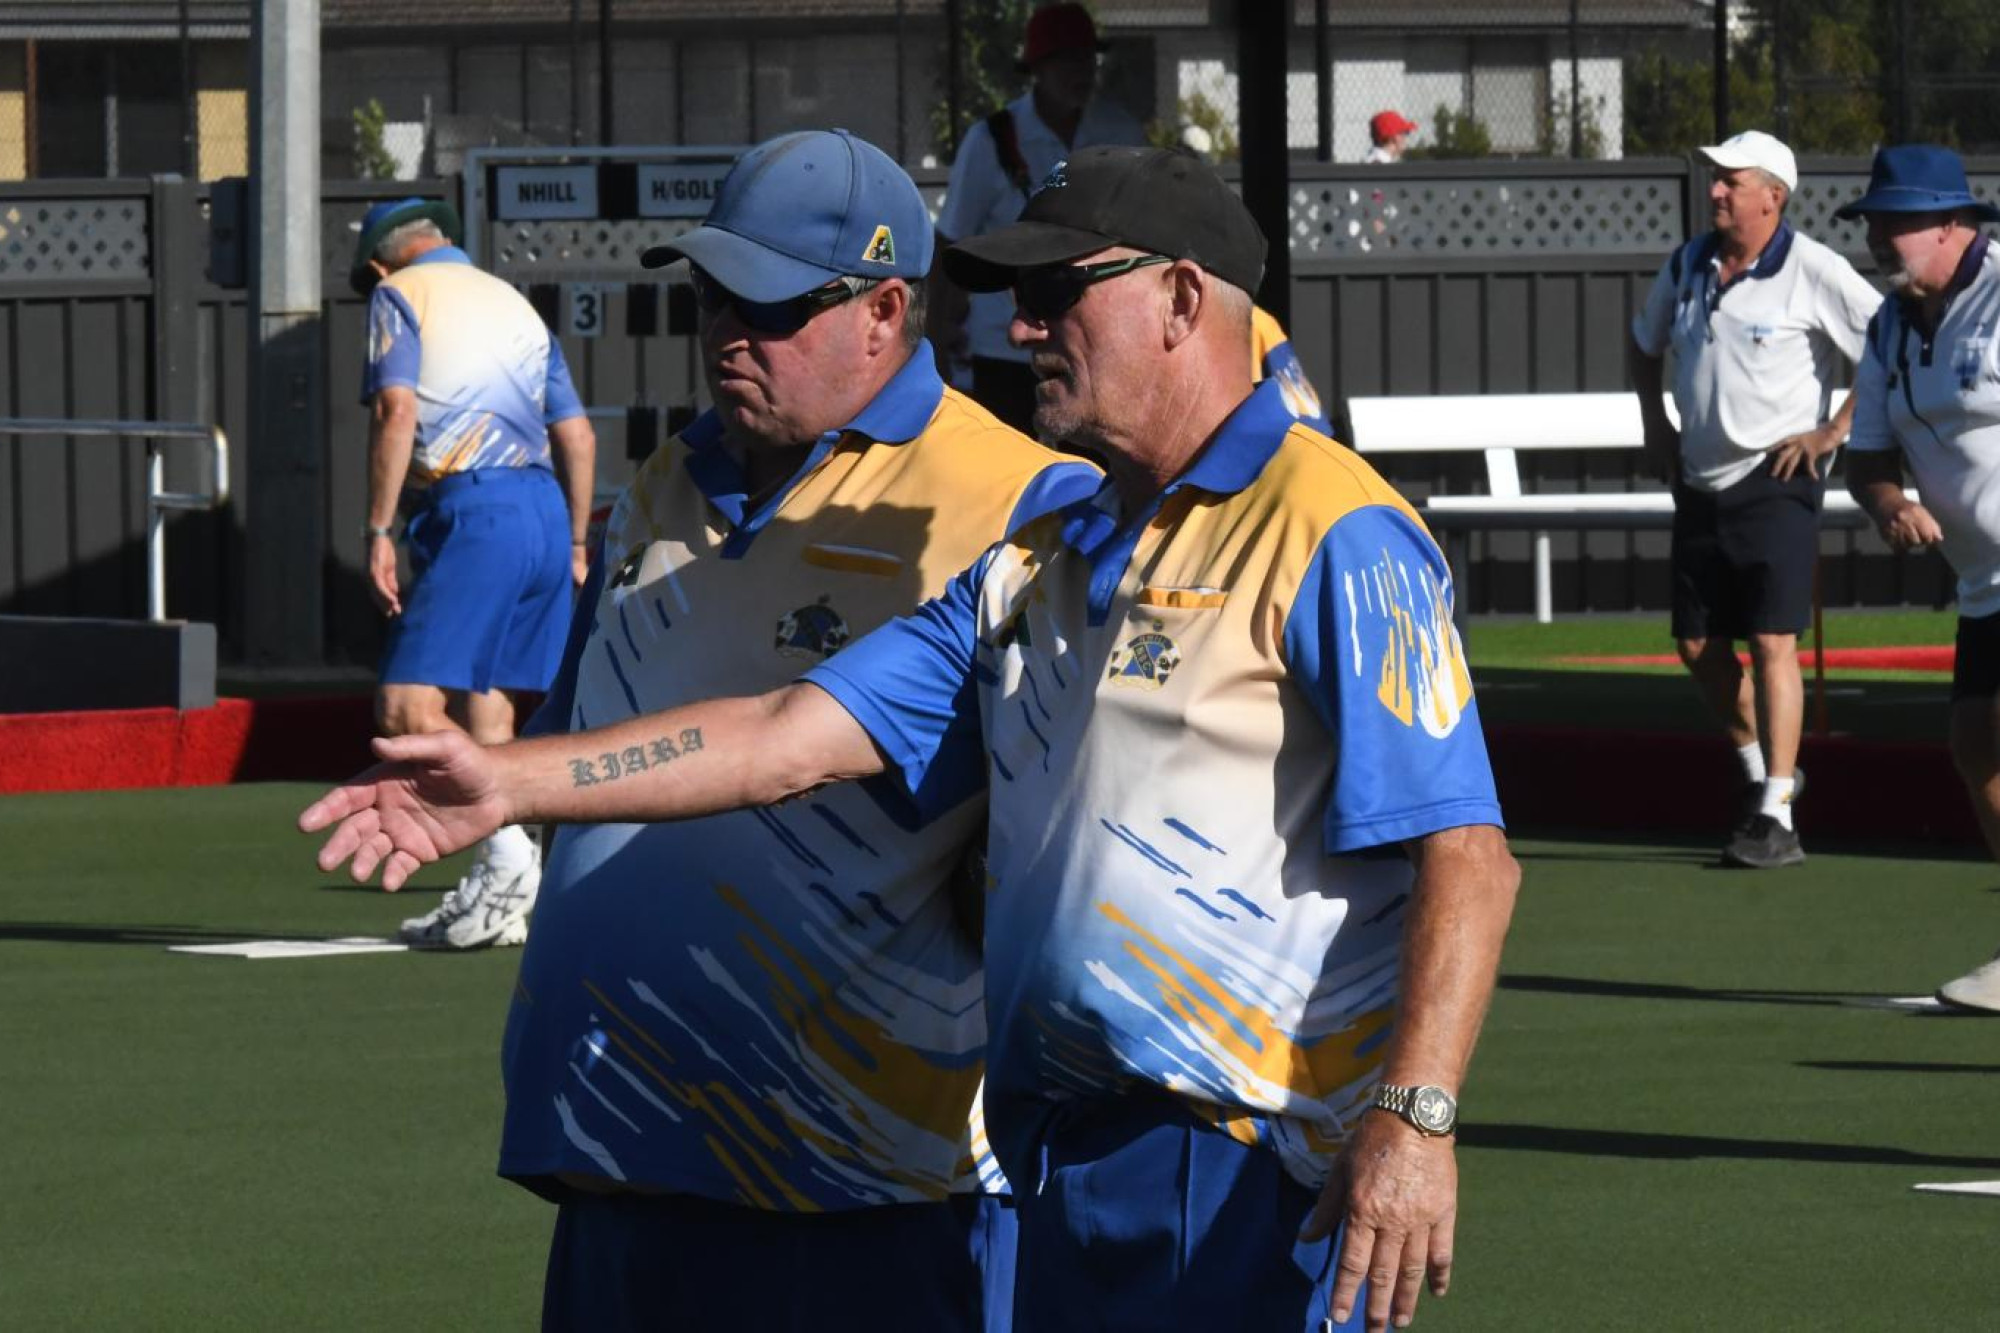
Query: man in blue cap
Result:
<box><xmin>1841</xmin><ymin>144</ymin><xmax>2000</xmax><ymax>1015</ymax></box>
<box><xmin>303</xmin><ymin>143</ymin><xmax>1518</xmax><ymax>1333</ymax></box>
<box><xmin>351</xmin><ymin>196</ymin><xmax>596</xmax><ymax>950</ymax></box>
<box><xmin>490</xmin><ymin>129</ymin><xmax>1098</xmax><ymax>1329</ymax></box>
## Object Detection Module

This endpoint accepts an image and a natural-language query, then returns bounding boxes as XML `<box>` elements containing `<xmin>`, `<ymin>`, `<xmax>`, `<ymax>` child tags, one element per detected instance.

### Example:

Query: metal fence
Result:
<box><xmin>10</xmin><ymin>0</ymin><xmax>2000</xmax><ymax>191</ymax></box>
<box><xmin>0</xmin><ymin>155</ymin><xmax>1982</xmax><ymax>663</ymax></box>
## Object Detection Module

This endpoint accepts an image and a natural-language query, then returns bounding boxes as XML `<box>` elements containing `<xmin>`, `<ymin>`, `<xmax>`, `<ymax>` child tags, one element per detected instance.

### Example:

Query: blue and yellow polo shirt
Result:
<box><xmin>500</xmin><ymin>345</ymin><xmax>1099</xmax><ymax>1210</ymax></box>
<box><xmin>809</xmin><ymin>376</ymin><xmax>1503</xmax><ymax>1190</ymax></box>
<box><xmin>1251</xmin><ymin>304</ymin><xmax>1333</xmax><ymax>435</ymax></box>
<box><xmin>362</xmin><ymin>246</ymin><xmax>584</xmax><ymax>483</ymax></box>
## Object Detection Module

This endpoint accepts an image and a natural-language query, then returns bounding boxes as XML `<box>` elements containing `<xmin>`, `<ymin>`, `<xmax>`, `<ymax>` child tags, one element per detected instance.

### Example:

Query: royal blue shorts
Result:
<box><xmin>380</xmin><ymin>466</ymin><xmax>571</xmax><ymax>694</ymax></box>
<box><xmin>1011</xmin><ymin>1094</ymin><xmax>1362</xmax><ymax>1333</ymax></box>
<box><xmin>540</xmin><ymin>1191</ymin><xmax>1005</xmax><ymax>1332</ymax></box>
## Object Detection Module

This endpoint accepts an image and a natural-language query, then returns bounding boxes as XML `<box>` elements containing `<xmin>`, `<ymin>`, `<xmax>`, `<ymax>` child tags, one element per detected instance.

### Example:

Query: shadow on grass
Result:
<box><xmin>1503</xmin><ymin>973</ymin><xmax>1896</xmax><ymax>1007</ymax></box>
<box><xmin>1800</xmin><ymin>1060</ymin><xmax>2000</xmax><ymax>1075</ymax></box>
<box><xmin>1460</xmin><ymin>1122</ymin><xmax>2000</xmax><ymax>1170</ymax></box>
<box><xmin>0</xmin><ymin>922</ymin><xmax>301</xmax><ymax>947</ymax></box>
<box><xmin>317</xmin><ymin>880</ymin><xmax>451</xmax><ymax>896</ymax></box>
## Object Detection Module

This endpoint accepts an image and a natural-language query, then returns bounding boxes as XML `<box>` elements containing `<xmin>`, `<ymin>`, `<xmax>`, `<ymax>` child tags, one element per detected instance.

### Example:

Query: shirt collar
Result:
<box><xmin>1894</xmin><ymin>232</ymin><xmax>1990</xmax><ymax>336</ymax></box>
<box><xmin>1701</xmin><ymin>221</ymin><xmax>1793</xmax><ymax>284</ymax></box>
<box><xmin>407</xmin><ymin>245</ymin><xmax>472</xmax><ymax>269</ymax></box>
<box><xmin>1059</xmin><ymin>377</ymin><xmax>1294</xmax><ymax>557</ymax></box>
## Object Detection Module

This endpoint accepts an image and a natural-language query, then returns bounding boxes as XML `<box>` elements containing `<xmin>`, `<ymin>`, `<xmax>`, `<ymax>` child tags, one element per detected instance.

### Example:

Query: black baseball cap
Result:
<box><xmin>943</xmin><ymin>145</ymin><xmax>1266</xmax><ymax>295</ymax></box>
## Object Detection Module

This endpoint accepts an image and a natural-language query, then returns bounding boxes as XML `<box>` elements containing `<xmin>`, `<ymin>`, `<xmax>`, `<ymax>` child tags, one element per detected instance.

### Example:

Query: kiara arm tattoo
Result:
<box><xmin>566</xmin><ymin>727</ymin><xmax>706</xmax><ymax>788</ymax></box>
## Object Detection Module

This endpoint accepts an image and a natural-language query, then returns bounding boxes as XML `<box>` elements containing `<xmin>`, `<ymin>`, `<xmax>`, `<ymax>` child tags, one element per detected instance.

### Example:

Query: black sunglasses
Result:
<box><xmin>687</xmin><ymin>266</ymin><xmax>877</xmax><ymax>334</ymax></box>
<box><xmin>1013</xmin><ymin>253</ymin><xmax>1172</xmax><ymax>321</ymax></box>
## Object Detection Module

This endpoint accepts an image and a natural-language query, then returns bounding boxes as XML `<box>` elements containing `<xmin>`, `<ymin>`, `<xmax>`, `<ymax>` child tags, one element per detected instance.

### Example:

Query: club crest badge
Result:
<box><xmin>1106</xmin><ymin>620</ymin><xmax>1180</xmax><ymax>690</ymax></box>
<box><xmin>1032</xmin><ymin>160</ymin><xmax>1068</xmax><ymax>195</ymax></box>
<box><xmin>775</xmin><ymin>595</ymin><xmax>850</xmax><ymax>659</ymax></box>
<box><xmin>862</xmin><ymin>224</ymin><xmax>896</xmax><ymax>266</ymax></box>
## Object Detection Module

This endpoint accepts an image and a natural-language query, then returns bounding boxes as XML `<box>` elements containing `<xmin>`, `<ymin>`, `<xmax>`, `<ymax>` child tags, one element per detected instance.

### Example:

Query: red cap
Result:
<box><xmin>1369</xmin><ymin>110</ymin><xmax>1418</xmax><ymax>144</ymax></box>
<box><xmin>1021</xmin><ymin>3</ymin><xmax>1102</xmax><ymax>68</ymax></box>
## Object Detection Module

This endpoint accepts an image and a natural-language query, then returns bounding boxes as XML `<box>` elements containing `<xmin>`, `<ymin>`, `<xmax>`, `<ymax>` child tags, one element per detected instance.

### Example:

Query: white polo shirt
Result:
<box><xmin>1847</xmin><ymin>236</ymin><xmax>2000</xmax><ymax>617</ymax></box>
<box><xmin>936</xmin><ymin>91</ymin><xmax>1146</xmax><ymax>364</ymax></box>
<box><xmin>1632</xmin><ymin>224</ymin><xmax>1881</xmax><ymax>492</ymax></box>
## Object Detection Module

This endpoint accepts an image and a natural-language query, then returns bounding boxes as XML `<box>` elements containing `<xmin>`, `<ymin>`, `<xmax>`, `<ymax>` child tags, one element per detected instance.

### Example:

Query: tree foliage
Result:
<box><xmin>930</xmin><ymin>0</ymin><xmax>1038</xmax><ymax>159</ymax></box>
<box><xmin>351</xmin><ymin>99</ymin><xmax>399</xmax><ymax>182</ymax></box>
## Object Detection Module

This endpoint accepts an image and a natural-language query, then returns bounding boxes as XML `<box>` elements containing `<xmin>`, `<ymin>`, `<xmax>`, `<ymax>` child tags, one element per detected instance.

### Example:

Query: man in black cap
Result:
<box><xmin>303</xmin><ymin>146</ymin><xmax>1520</xmax><ymax>1333</ymax></box>
<box><xmin>1842</xmin><ymin>144</ymin><xmax>2000</xmax><ymax>1015</ymax></box>
<box><xmin>350</xmin><ymin>196</ymin><xmax>596</xmax><ymax>951</ymax></box>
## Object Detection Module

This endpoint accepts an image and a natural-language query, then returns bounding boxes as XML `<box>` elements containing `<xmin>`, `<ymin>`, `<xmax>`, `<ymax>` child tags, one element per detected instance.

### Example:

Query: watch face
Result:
<box><xmin>1411</xmin><ymin>1086</ymin><xmax>1456</xmax><ymax>1134</ymax></box>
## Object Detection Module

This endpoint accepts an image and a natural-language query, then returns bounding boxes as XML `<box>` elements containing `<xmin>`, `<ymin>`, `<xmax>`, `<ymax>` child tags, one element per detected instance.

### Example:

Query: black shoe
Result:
<box><xmin>1732</xmin><ymin>768</ymin><xmax>1806</xmax><ymax>836</ymax></box>
<box><xmin>1722</xmin><ymin>814</ymin><xmax>1805</xmax><ymax>869</ymax></box>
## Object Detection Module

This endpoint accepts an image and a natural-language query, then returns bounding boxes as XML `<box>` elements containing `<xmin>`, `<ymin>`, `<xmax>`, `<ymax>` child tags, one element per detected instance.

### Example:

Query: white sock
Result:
<box><xmin>1736</xmin><ymin>742</ymin><xmax>1767</xmax><ymax>785</ymax></box>
<box><xmin>1760</xmin><ymin>777</ymin><xmax>1796</xmax><ymax>830</ymax></box>
<box><xmin>482</xmin><ymin>824</ymin><xmax>537</xmax><ymax>874</ymax></box>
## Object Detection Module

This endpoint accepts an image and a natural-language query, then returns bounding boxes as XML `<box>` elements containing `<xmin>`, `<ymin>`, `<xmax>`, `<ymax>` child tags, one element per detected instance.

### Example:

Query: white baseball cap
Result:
<box><xmin>1698</xmin><ymin>130</ymin><xmax>1798</xmax><ymax>192</ymax></box>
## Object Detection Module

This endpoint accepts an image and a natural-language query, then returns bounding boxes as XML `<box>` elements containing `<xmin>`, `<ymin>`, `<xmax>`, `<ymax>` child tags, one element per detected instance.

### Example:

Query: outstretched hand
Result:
<box><xmin>298</xmin><ymin>731</ymin><xmax>511</xmax><ymax>891</ymax></box>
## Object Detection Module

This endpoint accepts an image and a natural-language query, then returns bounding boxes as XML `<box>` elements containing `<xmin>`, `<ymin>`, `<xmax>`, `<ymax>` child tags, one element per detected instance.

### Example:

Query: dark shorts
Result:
<box><xmin>380</xmin><ymin>467</ymin><xmax>572</xmax><ymax>694</ymax></box>
<box><xmin>540</xmin><ymin>1192</ymin><xmax>998</xmax><ymax>1333</ymax></box>
<box><xmin>1011</xmin><ymin>1094</ymin><xmax>1361</xmax><ymax>1333</ymax></box>
<box><xmin>970</xmin><ymin>356</ymin><xmax>1039</xmax><ymax>436</ymax></box>
<box><xmin>1954</xmin><ymin>611</ymin><xmax>2000</xmax><ymax>700</ymax></box>
<box><xmin>1671</xmin><ymin>456</ymin><xmax>1824</xmax><ymax>641</ymax></box>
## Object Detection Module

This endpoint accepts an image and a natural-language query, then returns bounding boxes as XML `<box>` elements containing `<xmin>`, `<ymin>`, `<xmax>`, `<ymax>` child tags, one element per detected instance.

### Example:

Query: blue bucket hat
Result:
<box><xmin>349</xmin><ymin>196</ymin><xmax>463</xmax><ymax>296</ymax></box>
<box><xmin>639</xmin><ymin>130</ymin><xmax>933</xmax><ymax>302</ymax></box>
<box><xmin>1834</xmin><ymin>144</ymin><xmax>2000</xmax><ymax>223</ymax></box>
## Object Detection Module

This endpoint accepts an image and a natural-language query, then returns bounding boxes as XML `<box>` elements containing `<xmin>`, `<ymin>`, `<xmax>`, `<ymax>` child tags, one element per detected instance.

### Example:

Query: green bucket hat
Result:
<box><xmin>349</xmin><ymin>196</ymin><xmax>464</xmax><ymax>296</ymax></box>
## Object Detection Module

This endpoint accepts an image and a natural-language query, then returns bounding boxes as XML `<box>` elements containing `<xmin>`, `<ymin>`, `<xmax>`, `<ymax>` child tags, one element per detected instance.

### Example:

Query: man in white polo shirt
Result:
<box><xmin>1841</xmin><ymin>144</ymin><xmax>2000</xmax><ymax>1014</ymax></box>
<box><xmin>1630</xmin><ymin>130</ymin><xmax>1882</xmax><ymax>869</ymax></box>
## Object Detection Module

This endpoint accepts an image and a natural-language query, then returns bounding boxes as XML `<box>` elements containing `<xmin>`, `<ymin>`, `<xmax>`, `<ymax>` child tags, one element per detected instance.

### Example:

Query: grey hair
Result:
<box><xmin>1206</xmin><ymin>273</ymin><xmax>1255</xmax><ymax>338</ymax></box>
<box><xmin>1752</xmin><ymin>169</ymin><xmax>1791</xmax><ymax>214</ymax></box>
<box><xmin>374</xmin><ymin>217</ymin><xmax>446</xmax><ymax>266</ymax></box>
<box><xmin>898</xmin><ymin>278</ymin><xmax>928</xmax><ymax>354</ymax></box>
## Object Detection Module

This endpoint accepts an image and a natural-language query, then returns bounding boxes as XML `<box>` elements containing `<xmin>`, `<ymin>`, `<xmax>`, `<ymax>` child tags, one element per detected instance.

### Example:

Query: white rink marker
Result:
<box><xmin>1913</xmin><ymin>1181</ymin><xmax>2000</xmax><ymax>1199</ymax></box>
<box><xmin>1840</xmin><ymin>995</ymin><xmax>1949</xmax><ymax>1013</ymax></box>
<box><xmin>169</xmin><ymin>937</ymin><xmax>409</xmax><ymax>959</ymax></box>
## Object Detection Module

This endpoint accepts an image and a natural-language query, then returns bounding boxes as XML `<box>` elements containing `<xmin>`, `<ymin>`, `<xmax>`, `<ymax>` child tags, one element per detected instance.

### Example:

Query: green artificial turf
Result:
<box><xmin>2</xmin><ymin>786</ymin><xmax>1995</xmax><ymax>1329</ymax></box>
<box><xmin>1463</xmin><ymin>608</ymin><xmax>1960</xmax><ymax>673</ymax></box>
<box><xmin>1461</xmin><ymin>609</ymin><xmax>1960</xmax><ymax>741</ymax></box>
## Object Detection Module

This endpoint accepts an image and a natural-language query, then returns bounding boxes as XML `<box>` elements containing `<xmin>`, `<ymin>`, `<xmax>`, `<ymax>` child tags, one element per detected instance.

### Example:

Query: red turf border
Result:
<box><xmin>0</xmin><ymin>697</ymin><xmax>1982</xmax><ymax>849</ymax></box>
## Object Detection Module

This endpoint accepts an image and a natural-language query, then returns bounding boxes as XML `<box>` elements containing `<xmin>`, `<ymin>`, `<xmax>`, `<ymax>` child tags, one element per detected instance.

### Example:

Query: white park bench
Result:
<box><xmin>1345</xmin><ymin>391</ymin><xmax>1893</xmax><ymax>623</ymax></box>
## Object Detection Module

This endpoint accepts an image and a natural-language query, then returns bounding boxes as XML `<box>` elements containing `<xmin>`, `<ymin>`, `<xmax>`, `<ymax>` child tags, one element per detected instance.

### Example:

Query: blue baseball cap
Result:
<box><xmin>1835</xmin><ymin>144</ymin><xmax>2000</xmax><ymax>222</ymax></box>
<box><xmin>639</xmin><ymin>130</ymin><xmax>933</xmax><ymax>302</ymax></box>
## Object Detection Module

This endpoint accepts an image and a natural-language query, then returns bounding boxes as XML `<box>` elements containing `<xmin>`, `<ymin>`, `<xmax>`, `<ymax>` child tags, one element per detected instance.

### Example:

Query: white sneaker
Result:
<box><xmin>399</xmin><ymin>842</ymin><xmax>540</xmax><ymax>951</ymax></box>
<box><xmin>1937</xmin><ymin>951</ymin><xmax>2000</xmax><ymax>1015</ymax></box>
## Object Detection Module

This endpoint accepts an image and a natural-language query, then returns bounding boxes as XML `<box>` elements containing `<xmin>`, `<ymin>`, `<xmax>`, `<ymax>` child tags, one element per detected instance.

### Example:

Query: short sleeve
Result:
<box><xmin>1844</xmin><ymin>311</ymin><xmax>1898</xmax><ymax>454</ymax></box>
<box><xmin>361</xmin><ymin>285</ymin><xmax>421</xmax><ymax>403</ymax></box>
<box><xmin>543</xmin><ymin>338</ymin><xmax>585</xmax><ymax>424</ymax></box>
<box><xmin>936</xmin><ymin>120</ymin><xmax>1004</xmax><ymax>244</ymax></box>
<box><xmin>1282</xmin><ymin>504</ymin><xmax>1504</xmax><ymax>853</ymax></box>
<box><xmin>1815</xmin><ymin>250</ymin><xmax>1884</xmax><ymax>364</ymax></box>
<box><xmin>1630</xmin><ymin>253</ymin><xmax>1678</xmax><ymax>358</ymax></box>
<box><xmin>805</xmin><ymin>548</ymin><xmax>999</xmax><ymax>820</ymax></box>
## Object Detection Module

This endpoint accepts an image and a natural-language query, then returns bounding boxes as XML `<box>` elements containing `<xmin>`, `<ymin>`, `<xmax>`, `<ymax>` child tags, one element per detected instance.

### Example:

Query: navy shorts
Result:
<box><xmin>1671</xmin><ymin>455</ymin><xmax>1824</xmax><ymax>641</ymax></box>
<box><xmin>540</xmin><ymin>1192</ymin><xmax>997</xmax><ymax>1333</ymax></box>
<box><xmin>1011</xmin><ymin>1094</ymin><xmax>1362</xmax><ymax>1333</ymax></box>
<box><xmin>1953</xmin><ymin>611</ymin><xmax>2000</xmax><ymax>700</ymax></box>
<box><xmin>380</xmin><ymin>467</ymin><xmax>571</xmax><ymax>694</ymax></box>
